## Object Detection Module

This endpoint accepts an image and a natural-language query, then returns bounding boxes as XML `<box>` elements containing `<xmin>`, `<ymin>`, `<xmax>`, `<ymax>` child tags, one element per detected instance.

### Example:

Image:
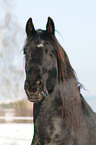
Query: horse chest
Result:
<box><xmin>34</xmin><ymin>108</ymin><xmax>92</xmax><ymax>145</ymax></box>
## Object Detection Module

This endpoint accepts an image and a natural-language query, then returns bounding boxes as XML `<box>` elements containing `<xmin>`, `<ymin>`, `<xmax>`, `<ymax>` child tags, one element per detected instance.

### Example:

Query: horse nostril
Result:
<box><xmin>36</xmin><ymin>80</ymin><xmax>42</xmax><ymax>86</ymax></box>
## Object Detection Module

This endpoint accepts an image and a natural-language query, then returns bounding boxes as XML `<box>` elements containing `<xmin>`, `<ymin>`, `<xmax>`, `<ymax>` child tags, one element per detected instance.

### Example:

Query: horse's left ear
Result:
<box><xmin>26</xmin><ymin>18</ymin><xmax>36</xmax><ymax>38</ymax></box>
<box><xmin>46</xmin><ymin>17</ymin><xmax>55</xmax><ymax>35</ymax></box>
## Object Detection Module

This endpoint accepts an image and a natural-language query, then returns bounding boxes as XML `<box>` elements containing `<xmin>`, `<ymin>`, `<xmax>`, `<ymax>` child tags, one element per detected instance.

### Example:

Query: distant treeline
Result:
<box><xmin>0</xmin><ymin>99</ymin><xmax>32</xmax><ymax>110</ymax></box>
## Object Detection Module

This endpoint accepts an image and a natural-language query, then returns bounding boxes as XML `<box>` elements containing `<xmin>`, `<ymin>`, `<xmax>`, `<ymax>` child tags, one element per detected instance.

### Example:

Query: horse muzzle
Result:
<box><xmin>24</xmin><ymin>78</ymin><xmax>44</xmax><ymax>102</ymax></box>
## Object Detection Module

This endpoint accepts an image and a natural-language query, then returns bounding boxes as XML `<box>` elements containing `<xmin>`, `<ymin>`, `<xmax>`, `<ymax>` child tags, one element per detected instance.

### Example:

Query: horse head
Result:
<box><xmin>24</xmin><ymin>17</ymin><xmax>58</xmax><ymax>103</ymax></box>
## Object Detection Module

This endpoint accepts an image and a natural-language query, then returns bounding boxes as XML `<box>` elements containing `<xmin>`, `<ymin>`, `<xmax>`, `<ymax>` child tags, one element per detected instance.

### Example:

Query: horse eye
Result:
<box><xmin>49</xmin><ymin>51</ymin><xmax>54</xmax><ymax>57</ymax></box>
<box><xmin>49</xmin><ymin>50</ymin><xmax>56</xmax><ymax>57</ymax></box>
<box><xmin>24</xmin><ymin>48</ymin><xmax>27</xmax><ymax>55</ymax></box>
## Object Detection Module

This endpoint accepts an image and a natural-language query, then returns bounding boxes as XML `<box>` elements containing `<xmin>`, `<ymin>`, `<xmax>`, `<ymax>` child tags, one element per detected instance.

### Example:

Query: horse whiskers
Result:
<box><xmin>41</xmin><ymin>89</ymin><xmax>48</xmax><ymax>97</ymax></box>
<box><xmin>44</xmin><ymin>89</ymin><xmax>48</xmax><ymax>96</ymax></box>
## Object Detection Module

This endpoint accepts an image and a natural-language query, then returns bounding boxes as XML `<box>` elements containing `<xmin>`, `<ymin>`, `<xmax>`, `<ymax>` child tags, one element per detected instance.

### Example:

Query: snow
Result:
<box><xmin>0</xmin><ymin>123</ymin><xmax>34</xmax><ymax>145</ymax></box>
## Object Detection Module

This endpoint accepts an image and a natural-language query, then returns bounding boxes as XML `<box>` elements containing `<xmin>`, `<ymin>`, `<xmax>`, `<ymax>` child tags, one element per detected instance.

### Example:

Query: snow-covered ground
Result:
<box><xmin>0</xmin><ymin>96</ymin><xmax>95</xmax><ymax>145</ymax></box>
<box><xmin>0</xmin><ymin>123</ymin><xmax>34</xmax><ymax>145</ymax></box>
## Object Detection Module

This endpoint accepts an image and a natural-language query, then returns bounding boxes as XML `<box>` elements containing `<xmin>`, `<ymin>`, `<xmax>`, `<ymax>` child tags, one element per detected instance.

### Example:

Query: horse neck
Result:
<box><xmin>58</xmin><ymin>77</ymin><xmax>84</xmax><ymax>130</ymax></box>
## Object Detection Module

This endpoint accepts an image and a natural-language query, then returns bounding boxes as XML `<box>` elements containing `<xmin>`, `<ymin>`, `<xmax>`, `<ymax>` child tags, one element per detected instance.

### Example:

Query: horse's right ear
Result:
<box><xmin>26</xmin><ymin>18</ymin><xmax>36</xmax><ymax>38</ymax></box>
<box><xmin>46</xmin><ymin>17</ymin><xmax>55</xmax><ymax>35</ymax></box>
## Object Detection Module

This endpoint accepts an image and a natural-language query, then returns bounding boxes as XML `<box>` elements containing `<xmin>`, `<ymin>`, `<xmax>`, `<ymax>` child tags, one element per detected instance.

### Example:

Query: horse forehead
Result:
<box><xmin>33</xmin><ymin>31</ymin><xmax>45</xmax><ymax>47</ymax></box>
<box><xmin>37</xmin><ymin>40</ymin><xmax>45</xmax><ymax>48</ymax></box>
<box><xmin>27</xmin><ymin>30</ymin><xmax>55</xmax><ymax>50</ymax></box>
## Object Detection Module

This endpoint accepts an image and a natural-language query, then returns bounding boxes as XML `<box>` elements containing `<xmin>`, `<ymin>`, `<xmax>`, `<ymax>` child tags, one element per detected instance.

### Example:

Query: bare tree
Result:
<box><xmin>0</xmin><ymin>0</ymin><xmax>25</xmax><ymax>103</ymax></box>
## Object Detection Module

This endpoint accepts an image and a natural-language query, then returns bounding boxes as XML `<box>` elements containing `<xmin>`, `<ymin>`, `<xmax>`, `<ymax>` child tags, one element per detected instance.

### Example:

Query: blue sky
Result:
<box><xmin>12</xmin><ymin>0</ymin><xmax>96</xmax><ymax>111</ymax></box>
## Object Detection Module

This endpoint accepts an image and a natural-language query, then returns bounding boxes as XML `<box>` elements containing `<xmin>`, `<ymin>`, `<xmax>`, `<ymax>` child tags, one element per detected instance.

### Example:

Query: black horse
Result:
<box><xmin>24</xmin><ymin>17</ymin><xmax>96</xmax><ymax>145</ymax></box>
